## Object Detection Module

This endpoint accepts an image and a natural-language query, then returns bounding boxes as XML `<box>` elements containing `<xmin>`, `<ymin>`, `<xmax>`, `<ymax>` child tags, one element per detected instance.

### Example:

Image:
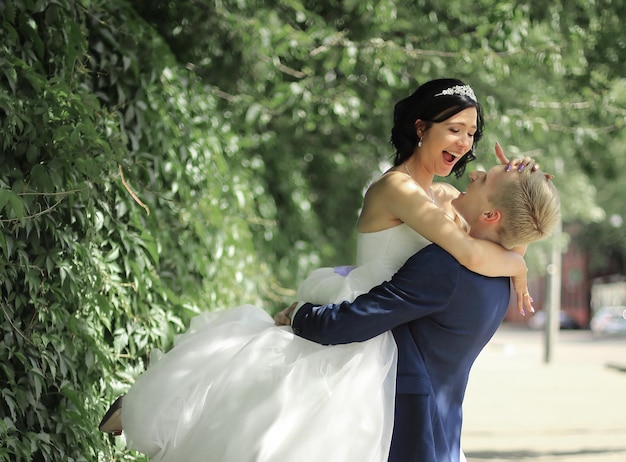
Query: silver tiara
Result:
<box><xmin>435</xmin><ymin>85</ymin><xmax>477</xmax><ymax>102</ymax></box>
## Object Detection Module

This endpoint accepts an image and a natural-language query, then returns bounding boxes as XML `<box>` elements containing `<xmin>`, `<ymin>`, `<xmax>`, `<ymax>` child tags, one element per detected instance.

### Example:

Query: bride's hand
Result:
<box><xmin>495</xmin><ymin>142</ymin><xmax>510</xmax><ymax>165</ymax></box>
<box><xmin>495</xmin><ymin>142</ymin><xmax>538</xmax><ymax>173</ymax></box>
<box><xmin>511</xmin><ymin>273</ymin><xmax>534</xmax><ymax>316</ymax></box>
<box><xmin>274</xmin><ymin>302</ymin><xmax>297</xmax><ymax>326</ymax></box>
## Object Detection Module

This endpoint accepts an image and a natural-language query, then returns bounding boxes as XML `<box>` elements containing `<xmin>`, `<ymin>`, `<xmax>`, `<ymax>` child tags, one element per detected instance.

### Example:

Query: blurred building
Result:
<box><xmin>505</xmin><ymin>225</ymin><xmax>593</xmax><ymax>328</ymax></box>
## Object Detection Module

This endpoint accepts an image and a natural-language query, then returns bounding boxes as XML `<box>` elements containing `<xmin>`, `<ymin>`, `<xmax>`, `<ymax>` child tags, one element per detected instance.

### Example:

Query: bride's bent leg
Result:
<box><xmin>118</xmin><ymin>305</ymin><xmax>278</xmax><ymax>458</ymax></box>
<box><xmin>99</xmin><ymin>395</ymin><xmax>124</xmax><ymax>435</ymax></box>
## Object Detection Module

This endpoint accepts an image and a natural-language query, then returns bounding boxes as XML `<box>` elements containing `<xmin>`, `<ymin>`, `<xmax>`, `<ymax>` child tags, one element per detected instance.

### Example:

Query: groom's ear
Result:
<box><xmin>481</xmin><ymin>209</ymin><xmax>502</xmax><ymax>223</ymax></box>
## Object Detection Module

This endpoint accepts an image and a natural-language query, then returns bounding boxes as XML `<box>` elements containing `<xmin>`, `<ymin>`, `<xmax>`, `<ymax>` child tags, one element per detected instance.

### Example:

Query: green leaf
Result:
<box><xmin>113</xmin><ymin>329</ymin><xmax>129</xmax><ymax>353</ymax></box>
<box><xmin>2</xmin><ymin>66</ymin><xmax>17</xmax><ymax>93</ymax></box>
<box><xmin>29</xmin><ymin>164</ymin><xmax>53</xmax><ymax>192</ymax></box>
<box><xmin>104</xmin><ymin>246</ymin><xmax>120</xmax><ymax>263</ymax></box>
<box><xmin>26</xmin><ymin>143</ymin><xmax>39</xmax><ymax>164</ymax></box>
<box><xmin>141</xmin><ymin>233</ymin><xmax>160</xmax><ymax>265</ymax></box>
<box><xmin>7</xmin><ymin>192</ymin><xmax>25</xmax><ymax>220</ymax></box>
<box><xmin>0</xmin><ymin>189</ymin><xmax>11</xmax><ymax>213</ymax></box>
<box><xmin>1</xmin><ymin>391</ymin><xmax>17</xmax><ymax>421</ymax></box>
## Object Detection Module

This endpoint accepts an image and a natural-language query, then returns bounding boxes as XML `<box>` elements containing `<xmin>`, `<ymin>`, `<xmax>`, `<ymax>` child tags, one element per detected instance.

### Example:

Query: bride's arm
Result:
<box><xmin>373</xmin><ymin>173</ymin><xmax>531</xmax><ymax>314</ymax></box>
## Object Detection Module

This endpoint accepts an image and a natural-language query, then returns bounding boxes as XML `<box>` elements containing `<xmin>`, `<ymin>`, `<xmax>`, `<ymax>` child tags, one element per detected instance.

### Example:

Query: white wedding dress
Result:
<box><xmin>121</xmin><ymin>224</ymin><xmax>430</xmax><ymax>462</ymax></box>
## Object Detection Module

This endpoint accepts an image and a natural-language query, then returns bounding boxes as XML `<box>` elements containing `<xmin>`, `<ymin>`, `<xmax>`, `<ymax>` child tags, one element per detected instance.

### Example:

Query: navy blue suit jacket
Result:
<box><xmin>292</xmin><ymin>244</ymin><xmax>511</xmax><ymax>462</ymax></box>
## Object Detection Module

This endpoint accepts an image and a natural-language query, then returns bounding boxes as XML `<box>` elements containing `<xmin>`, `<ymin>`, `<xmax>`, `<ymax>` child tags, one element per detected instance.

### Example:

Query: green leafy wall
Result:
<box><xmin>0</xmin><ymin>1</ymin><xmax>274</xmax><ymax>460</ymax></box>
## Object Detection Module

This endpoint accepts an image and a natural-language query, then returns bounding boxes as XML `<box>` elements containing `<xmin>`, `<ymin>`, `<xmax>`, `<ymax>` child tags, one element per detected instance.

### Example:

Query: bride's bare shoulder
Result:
<box><xmin>366</xmin><ymin>170</ymin><xmax>413</xmax><ymax>195</ymax></box>
<box><xmin>358</xmin><ymin>171</ymin><xmax>409</xmax><ymax>231</ymax></box>
<box><xmin>432</xmin><ymin>182</ymin><xmax>460</xmax><ymax>201</ymax></box>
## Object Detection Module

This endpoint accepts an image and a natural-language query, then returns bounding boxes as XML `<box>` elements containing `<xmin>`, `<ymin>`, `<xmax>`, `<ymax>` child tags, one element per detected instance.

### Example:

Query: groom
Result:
<box><xmin>281</xmin><ymin>162</ymin><xmax>560</xmax><ymax>462</ymax></box>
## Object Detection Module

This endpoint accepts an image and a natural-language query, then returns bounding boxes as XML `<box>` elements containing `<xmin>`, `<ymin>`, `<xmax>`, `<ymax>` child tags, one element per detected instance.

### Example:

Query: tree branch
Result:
<box><xmin>118</xmin><ymin>164</ymin><xmax>150</xmax><ymax>216</ymax></box>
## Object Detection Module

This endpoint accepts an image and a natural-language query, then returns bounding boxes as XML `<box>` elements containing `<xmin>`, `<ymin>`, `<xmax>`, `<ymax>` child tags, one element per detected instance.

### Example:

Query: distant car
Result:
<box><xmin>528</xmin><ymin>310</ymin><xmax>580</xmax><ymax>330</ymax></box>
<box><xmin>590</xmin><ymin>306</ymin><xmax>626</xmax><ymax>336</ymax></box>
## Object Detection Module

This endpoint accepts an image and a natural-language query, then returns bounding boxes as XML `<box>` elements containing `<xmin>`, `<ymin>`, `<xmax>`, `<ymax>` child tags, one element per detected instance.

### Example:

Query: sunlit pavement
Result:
<box><xmin>461</xmin><ymin>325</ymin><xmax>626</xmax><ymax>462</ymax></box>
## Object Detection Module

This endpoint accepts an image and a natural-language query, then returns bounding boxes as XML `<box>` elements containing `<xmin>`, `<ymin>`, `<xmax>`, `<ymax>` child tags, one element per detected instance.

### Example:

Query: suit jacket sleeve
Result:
<box><xmin>292</xmin><ymin>245</ymin><xmax>461</xmax><ymax>345</ymax></box>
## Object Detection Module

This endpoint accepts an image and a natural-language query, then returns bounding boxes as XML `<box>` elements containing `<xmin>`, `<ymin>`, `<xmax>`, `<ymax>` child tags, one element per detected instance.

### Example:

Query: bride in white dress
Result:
<box><xmin>120</xmin><ymin>224</ymin><xmax>429</xmax><ymax>462</ymax></box>
<box><xmin>100</xmin><ymin>79</ymin><xmax>533</xmax><ymax>462</ymax></box>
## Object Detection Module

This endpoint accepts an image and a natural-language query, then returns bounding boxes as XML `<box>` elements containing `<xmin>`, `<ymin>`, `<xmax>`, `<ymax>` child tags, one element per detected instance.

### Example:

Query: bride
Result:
<box><xmin>99</xmin><ymin>79</ymin><xmax>532</xmax><ymax>462</ymax></box>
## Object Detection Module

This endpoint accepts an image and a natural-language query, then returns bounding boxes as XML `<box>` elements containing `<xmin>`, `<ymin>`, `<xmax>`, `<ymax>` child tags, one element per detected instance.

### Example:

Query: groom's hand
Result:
<box><xmin>274</xmin><ymin>302</ymin><xmax>297</xmax><ymax>326</ymax></box>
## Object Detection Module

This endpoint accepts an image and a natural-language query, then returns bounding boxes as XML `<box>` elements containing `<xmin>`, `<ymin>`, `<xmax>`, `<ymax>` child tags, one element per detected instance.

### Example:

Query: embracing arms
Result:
<box><xmin>290</xmin><ymin>247</ymin><xmax>459</xmax><ymax>344</ymax></box>
<box><xmin>359</xmin><ymin>144</ymin><xmax>533</xmax><ymax>314</ymax></box>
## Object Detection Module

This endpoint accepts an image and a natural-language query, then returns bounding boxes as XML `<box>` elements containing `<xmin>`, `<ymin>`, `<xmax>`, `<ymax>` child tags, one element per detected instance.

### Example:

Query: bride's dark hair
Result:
<box><xmin>391</xmin><ymin>78</ymin><xmax>484</xmax><ymax>179</ymax></box>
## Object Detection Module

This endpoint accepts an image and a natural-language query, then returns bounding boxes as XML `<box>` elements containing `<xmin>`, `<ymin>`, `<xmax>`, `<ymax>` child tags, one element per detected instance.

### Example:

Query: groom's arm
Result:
<box><xmin>292</xmin><ymin>246</ymin><xmax>459</xmax><ymax>345</ymax></box>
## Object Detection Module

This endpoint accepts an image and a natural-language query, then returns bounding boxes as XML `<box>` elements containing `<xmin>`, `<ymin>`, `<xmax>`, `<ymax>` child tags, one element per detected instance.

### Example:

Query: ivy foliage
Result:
<box><xmin>1</xmin><ymin>1</ymin><xmax>273</xmax><ymax>460</ymax></box>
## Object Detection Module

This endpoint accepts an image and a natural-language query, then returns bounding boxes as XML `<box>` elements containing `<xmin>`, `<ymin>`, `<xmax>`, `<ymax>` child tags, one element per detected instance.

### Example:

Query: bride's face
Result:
<box><xmin>417</xmin><ymin>107</ymin><xmax>477</xmax><ymax>177</ymax></box>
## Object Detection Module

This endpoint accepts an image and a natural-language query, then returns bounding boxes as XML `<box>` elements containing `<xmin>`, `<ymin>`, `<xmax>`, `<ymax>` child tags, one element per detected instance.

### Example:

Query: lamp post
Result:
<box><xmin>544</xmin><ymin>157</ymin><xmax>564</xmax><ymax>364</ymax></box>
<box><xmin>544</xmin><ymin>217</ymin><xmax>562</xmax><ymax>363</ymax></box>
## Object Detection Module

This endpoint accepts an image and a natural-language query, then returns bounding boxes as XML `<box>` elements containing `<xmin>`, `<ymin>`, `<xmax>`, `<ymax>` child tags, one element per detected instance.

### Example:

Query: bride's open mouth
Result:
<box><xmin>443</xmin><ymin>151</ymin><xmax>462</xmax><ymax>163</ymax></box>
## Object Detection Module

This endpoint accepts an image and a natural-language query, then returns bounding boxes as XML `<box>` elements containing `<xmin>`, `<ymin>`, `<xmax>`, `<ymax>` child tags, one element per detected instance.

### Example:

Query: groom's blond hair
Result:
<box><xmin>490</xmin><ymin>165</ymin><xmax>560</xmax><ymax>249</ymax></box>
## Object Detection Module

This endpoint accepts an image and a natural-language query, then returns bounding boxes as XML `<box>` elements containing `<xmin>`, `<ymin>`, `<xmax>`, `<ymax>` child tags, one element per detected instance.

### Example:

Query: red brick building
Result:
<box><xmin>505</xmin><ymin>227</ymin><xmax>592</xmax><ymax>328</ymax></box>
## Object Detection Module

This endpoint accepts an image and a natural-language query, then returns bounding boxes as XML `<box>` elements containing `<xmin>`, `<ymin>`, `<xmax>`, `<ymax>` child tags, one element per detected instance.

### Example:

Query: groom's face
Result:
<box><xmin>451</xmin><ymin>165</ymin><xmax>512</xmax><ymax>228</ymax></box>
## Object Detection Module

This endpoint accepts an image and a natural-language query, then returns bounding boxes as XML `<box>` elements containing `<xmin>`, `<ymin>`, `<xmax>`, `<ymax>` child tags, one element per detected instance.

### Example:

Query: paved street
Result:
<box><xmin>461</xmin><ymin>325</ymin><xmax>626</xmax><ymax>462</ymax></box>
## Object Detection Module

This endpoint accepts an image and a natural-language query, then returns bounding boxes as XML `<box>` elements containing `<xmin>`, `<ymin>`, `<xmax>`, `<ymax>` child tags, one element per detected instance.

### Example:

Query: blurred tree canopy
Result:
<box><xmin>1</xmin><ymin>0</ymin><xmax>624</xmax><ymax>460</ymax></box>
